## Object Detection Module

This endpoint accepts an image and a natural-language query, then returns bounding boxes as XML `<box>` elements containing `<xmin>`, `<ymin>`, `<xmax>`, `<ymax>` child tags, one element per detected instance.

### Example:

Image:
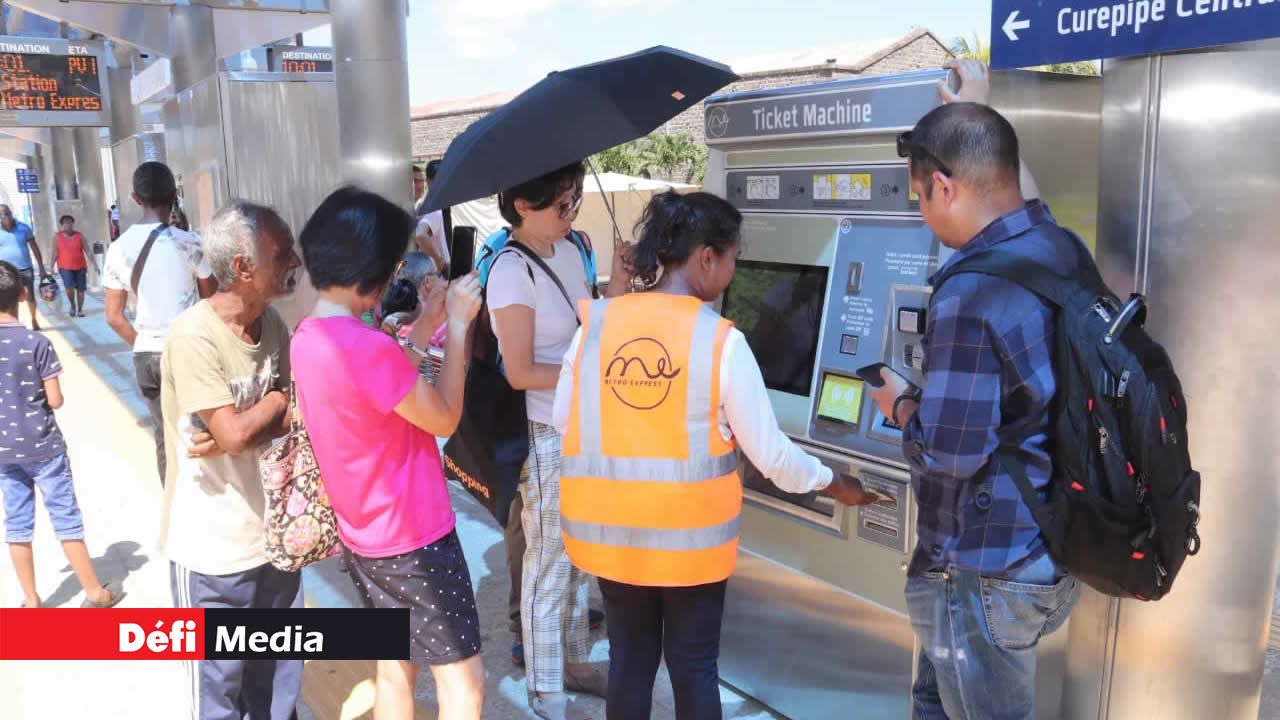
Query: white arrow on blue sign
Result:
<box><xmin>991</xmin><ymin>0</ymin><xmax>1280</xmax><ymax>69</ymax></box>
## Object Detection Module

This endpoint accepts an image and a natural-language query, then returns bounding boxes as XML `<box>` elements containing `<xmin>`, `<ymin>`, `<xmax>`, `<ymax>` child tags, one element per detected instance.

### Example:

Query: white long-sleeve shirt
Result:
<box><xmin>552</xmin><ymin>324</ymin><xmax>833</xmax><ymax>494</ymax></box>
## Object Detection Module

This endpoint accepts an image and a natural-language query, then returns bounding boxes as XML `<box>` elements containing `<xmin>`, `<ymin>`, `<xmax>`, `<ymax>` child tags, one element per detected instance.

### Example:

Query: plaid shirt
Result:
<box><xmin>903</xmin><ymin>200</ymin><xmax>1088</xmax><ymax>578</ymax></box>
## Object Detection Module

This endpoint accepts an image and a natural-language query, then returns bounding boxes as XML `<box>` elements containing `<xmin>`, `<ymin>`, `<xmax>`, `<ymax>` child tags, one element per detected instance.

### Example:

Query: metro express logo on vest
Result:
<box><xmin>0</xmin><ymin>608</ymin><xmax>409</xmax><ymax>661</ymax></box>
<box><xmin>606</xmin><ymin>337</ymin><xmax>682</xmax><ymax>410</ymax></box>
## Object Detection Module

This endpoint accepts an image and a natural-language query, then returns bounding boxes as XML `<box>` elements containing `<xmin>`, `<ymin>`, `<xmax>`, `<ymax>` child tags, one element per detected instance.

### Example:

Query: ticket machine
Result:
<box><xmin>702</xmin><ymin>69</ymin><xmax>1101</xmax><ymax>719</ymax></box>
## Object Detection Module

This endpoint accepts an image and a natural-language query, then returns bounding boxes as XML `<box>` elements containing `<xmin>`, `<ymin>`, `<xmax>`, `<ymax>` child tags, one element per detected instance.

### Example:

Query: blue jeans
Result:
<box><xmin>0</xmin><ymin>454</ymin><xmax>82</xmax><ymax>543</ymax></box>
<box><xmin>905</xmin><ymin>553</ymin><xmax>1080</xmax><ymax>720</ymax></box>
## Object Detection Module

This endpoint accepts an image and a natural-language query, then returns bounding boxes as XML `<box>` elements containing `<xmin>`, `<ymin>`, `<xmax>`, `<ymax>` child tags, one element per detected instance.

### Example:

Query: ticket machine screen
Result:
<box><xmin>721</xmin><ymin>260</ymin><xmax>828</xmax><ymax>397</ymax></box>
<box><xmin>816</xmin><ymin>373</ymin><xmax>865</xmax><ymax>428</ymax></box>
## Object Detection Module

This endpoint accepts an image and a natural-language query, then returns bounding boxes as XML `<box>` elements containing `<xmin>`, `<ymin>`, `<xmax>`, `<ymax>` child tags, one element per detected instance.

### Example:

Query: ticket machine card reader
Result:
<box><xmin>807</xmin><ymin>218</ymin><xmax>950</xmax><ymax>549</ymax></box>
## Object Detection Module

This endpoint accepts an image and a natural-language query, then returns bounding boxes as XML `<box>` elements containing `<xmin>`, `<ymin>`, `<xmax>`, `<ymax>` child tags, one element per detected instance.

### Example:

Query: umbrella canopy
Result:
<box><xmin>424</xmin><ymin>46</ymin><xmax>736</xmax><ymax>212</ymax></box>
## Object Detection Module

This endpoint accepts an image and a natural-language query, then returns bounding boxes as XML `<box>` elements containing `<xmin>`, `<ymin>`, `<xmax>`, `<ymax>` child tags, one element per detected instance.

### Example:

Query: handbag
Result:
<box><xmin>260</xmin><ymin>383</ymin><xmax>341</xmax><ymax>571</ymax></box>
<box><xmin>442</xmin><ymin>240</ymin><xmax>582</xmax><ymax>527</ymax></box>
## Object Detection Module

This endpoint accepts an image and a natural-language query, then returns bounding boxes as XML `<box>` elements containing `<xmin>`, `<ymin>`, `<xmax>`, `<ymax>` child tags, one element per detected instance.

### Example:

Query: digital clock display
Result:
<box><xmin>268</xmin><ymin>47</ymin><xmax>334</xmax><ymax>74</ymax></box>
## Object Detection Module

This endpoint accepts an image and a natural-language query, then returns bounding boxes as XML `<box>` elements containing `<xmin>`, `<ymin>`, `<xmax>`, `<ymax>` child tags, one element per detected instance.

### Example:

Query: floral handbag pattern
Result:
<box><xmin>260</xmin><ymin>383</ymin><xmax>340</xmax><ymax>572</ymax></box>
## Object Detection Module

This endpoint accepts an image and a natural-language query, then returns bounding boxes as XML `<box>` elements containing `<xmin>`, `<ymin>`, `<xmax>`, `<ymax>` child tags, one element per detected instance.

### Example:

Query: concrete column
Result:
<box><xmin>331</xmin><ymin>0</ymin><xmax>413</xmax><ymax>210</ymax></box>
<box><xmin>107</xmin><ymin>66</ymin><xmax>136</xmax><ymax>147</ymax></box>
<box><xmin>73</xmin><ymin>129</ymin><xmax>109</xmax><ymax>287</ymax></box>
<box><xmin>50</xmin><ymin>128</ymin><xmax>78</xmax><ymax>201</ymax></box>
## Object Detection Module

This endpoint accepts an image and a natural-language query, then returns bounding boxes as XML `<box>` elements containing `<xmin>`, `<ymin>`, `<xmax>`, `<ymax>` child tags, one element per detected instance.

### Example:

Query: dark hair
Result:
<box><xmin>908</xmin><ymin>102</ymin><xmax>1020</xmax><ymax>198</ymax></box>
<box><xmin>300</xmin><ymin>186</ymin><xmax>413</xmax><ymax>296</ymax></box>
<box><xmin>412</xmin><ymin>165</ymin><xmax>425</xmax><ymax>177</ymax></box>
<box><xmin>0</xmin><ymin>260</ymin><xmax>22</xmax><ymax>312</ymax></box>
<box><xmin>497</xmin><ymin>161</ymin><xmax>585</xmax><ymax>227</ymax></box>
<box><xmin>380</xmin><ymin>278</ymin><xmax>419</xmax><ymax>317</ymax></box>
<box><xmin>630</xmin><ymin>191</ymin><xmax>742</xmax><ymax>287</ymax></box>
<box><xmin>424</xmin><ymin>159</ymin><xmax>442</xmax><ymax>182</ymax></box>
<box><xmin>170</xmin><ymin>206</ymin><xmax>190</xmax><ymax>232</ymax></box>
<box><xmin>132</xmin><ymin>161</ymin><xmax>178</xmax><ymax>209</ymax></box>
<box><xmin>59</xmin><ymin>214</ymin><xmax>74</xmax><ymax>224</ymax></box>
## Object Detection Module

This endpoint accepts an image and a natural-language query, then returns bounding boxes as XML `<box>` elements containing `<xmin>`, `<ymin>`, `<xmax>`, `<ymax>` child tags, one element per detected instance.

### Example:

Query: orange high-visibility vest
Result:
<box><xmin>561</xmin><ymin>293</ymin><xmax>740</xmax><ymax>587</ymax></box>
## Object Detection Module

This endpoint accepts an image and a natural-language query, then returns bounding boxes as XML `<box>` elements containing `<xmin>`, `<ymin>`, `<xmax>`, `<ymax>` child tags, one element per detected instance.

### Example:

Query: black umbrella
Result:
<box><xmin>423</xmin><ymin>46</ymin><xmax>738</xmax><ymax>213</ymax></box>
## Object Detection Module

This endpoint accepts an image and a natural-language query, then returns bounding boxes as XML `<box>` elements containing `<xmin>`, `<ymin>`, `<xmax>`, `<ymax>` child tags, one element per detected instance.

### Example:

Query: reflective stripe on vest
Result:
<box><xmin>561</xmin><ymin>295</ymin><xmax>741</xmax><ymax>587</ymax></box>
<box><xmin>562</xmin><ymin>516</ymin><xmax>740</xmax><ymax>551</ymax></box>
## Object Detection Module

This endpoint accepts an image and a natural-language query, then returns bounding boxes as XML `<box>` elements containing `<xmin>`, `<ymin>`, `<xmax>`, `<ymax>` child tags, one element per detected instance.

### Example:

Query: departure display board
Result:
<box><xmin>268</xmin><ymin>46</ymin><xmax>334</xmax><ymax>74</ymax></box>
<box><xmin>0</xmin><ymin>36</ymin><xmax>109</xmax><ymax>127</ymax></box>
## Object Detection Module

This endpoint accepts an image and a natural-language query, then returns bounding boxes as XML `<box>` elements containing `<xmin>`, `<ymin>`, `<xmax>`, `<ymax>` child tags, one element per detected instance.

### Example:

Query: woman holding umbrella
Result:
<box><xmin>488</xmin><ymin>161</ymin><xmax>610</xmax><ymax>719</ymax></box>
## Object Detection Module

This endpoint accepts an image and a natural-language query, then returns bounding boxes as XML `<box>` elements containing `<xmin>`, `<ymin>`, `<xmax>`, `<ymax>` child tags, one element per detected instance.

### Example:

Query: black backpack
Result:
<box><xmin>933</xmin><ymin>248</ymin><xmax>1201</xmax><ymax>601</ymax></box>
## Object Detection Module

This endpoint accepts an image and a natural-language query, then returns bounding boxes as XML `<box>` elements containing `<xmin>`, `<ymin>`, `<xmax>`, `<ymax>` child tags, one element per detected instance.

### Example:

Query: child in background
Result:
<box><xmin>0</xmin><ymin>260</ymin><xmax>124</xmax><ymax>608</ymax></box>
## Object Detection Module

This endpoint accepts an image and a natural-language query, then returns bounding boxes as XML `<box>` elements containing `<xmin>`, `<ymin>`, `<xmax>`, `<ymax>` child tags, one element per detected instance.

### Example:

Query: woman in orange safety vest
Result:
<box><xmin>552</xmin><ymin>191</ymin><xmax>876</xmax><ymax>720</ymax></box>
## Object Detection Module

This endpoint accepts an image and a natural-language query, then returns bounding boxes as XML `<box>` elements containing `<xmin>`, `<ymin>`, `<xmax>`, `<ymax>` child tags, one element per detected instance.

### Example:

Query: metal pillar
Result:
<box><xmin>168</xmin><ymin>4</ymin><xmax>217</xmax><ymax>95</ymax></box>
<box><xmin>27</xmin><ymin>147</ymin><xmax>57</xmax><ymax>263</ymax></box>
<box><xmin>331</xmin><ymin>0</ymin><xmax>413</xmax><ymax>209</ymax></box>
<box><xmin>50</xmin><ymin>128</ymin><xmax>77</xmax><ymax>201</ymax></box>
<box><xmin>72</xmin><ymin>129</ymin><xmax>109</xmax><ymax>288</ymax></box>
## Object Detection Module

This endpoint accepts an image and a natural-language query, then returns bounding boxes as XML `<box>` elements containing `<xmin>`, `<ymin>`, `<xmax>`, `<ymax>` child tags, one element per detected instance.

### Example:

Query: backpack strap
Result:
<box><xmin>568</xmin><ymin>230</ymin><xmax>600</xmax><ymax>299</ymax></box>
<box><xmin>130</xmin><ymin>223</ymin><xmax>169</xmax><ymax>295</ymax></box>
<box><xmin>504</xmin><ymin>241</ymin><xmax>582</xmax><ymax>326</ymax></box>
<box><xmin>931</xmin><ymin>251</ymin><xmax>1077</xmax><ymax>309</ymax></box>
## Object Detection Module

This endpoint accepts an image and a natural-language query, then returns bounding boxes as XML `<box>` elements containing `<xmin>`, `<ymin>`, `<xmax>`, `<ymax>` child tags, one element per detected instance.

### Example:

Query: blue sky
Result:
<box><xmin>306</xmin><ymin>0</ymin><xmax>992</xmax><ymax>107</ymax></box>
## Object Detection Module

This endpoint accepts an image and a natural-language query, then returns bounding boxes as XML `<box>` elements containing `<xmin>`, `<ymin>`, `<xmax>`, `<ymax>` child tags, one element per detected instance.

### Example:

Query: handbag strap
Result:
<box><xmin>130</xmin><ymin>222</ymin><xmax>169</xmax><ymax>295</ymax></box>
<box><xmin>288</xmin><ymin>380</ymin><xmax>302</xmax><ymax>434</ymax></box>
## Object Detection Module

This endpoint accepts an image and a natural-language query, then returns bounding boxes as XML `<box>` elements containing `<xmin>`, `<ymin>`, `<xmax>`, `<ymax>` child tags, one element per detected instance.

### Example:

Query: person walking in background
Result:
<box><xmin>108</xmin><ymin>204</ymin><xmax>120</xmax><ymax>241</ymax></box>
<box><xmin>49</xmin><ymin>215</ymin><xmax>97</xmax><ymax>318</ymax></box>
<box><xmin>158</xmin><ymin>202</ymin><xmax>303</xmax><ymax>720</ymax></box>
<box><xmin>554</xmin><ymin>192</ymin><xmax>874</xmax><ymax>720</ymax></box>
<box><xmin>0</xmin><ymin>260</ymin><xmax>125</xmax><ymax>610</ymax></box>
<box><xmin>103</xmin><ymin>162</ymin><xmax>217</xmax><ymax>485</ymax></box>
<box><xmin>292</xmin><ymin>187</ymin><xmax>486</xmax><ymax>720</ymax></box>
<box><xmin>169</xmin><ymin>205</ymin><xmax>191</xmax><ymax>233</ymax></box>
<box><xmin>0</xmin><ymin>205</ymin><xmax>46</xmax><ymax>331</ymax></box>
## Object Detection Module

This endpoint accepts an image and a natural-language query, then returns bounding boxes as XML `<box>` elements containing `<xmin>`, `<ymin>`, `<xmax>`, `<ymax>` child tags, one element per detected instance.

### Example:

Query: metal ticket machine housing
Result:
<box><xmin>702</xmin><ymin>69</ymin><xmax>1101</xmax><ymax>719</ymax></box>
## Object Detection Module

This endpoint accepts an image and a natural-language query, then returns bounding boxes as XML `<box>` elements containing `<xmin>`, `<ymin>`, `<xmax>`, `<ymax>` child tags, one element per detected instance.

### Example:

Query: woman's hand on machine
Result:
<box><xmin>939</xmin><ymin>59</ymin><xmax>991</xmax><ymax>105</ymax></box>
<box><xmin>445</xmin><ymin>271</ymin><xmax>483</xmax><ymax>329</ymax></box>
<box><xmin>825</xmin><ymin>474</ymin><xmax>880</xmax><ymax>507</ymax></box>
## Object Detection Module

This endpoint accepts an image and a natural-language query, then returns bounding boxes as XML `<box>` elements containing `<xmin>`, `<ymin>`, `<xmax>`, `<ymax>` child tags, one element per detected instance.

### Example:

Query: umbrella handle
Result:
<box><xmin>586</xmin><ymin>158</ymin><xmax>624</xmax><ymax>246</ymax></box>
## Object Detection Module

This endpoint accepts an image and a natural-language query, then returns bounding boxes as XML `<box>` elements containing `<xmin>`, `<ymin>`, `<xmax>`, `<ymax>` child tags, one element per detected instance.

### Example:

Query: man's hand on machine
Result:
<box><xmin>939</xmin><ymin>59</ymin><xmax>992</xmax><ymax>105</ymax></box>
<box><xmin>825</xmin><ymin>474</ymin><xmax>881</xmax><ymax>507</ymax></box>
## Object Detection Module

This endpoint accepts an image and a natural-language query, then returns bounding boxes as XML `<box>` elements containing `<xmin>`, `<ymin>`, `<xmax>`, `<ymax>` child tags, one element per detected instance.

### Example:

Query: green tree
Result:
<box><xmin>590</xmin><ymin>131</ymin><xmax>709</xmax><ymax>183</ymax></box>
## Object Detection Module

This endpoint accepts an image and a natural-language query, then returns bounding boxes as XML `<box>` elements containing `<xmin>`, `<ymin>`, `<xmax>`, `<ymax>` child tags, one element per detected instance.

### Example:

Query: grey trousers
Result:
<box><xmin>170</xmin><ymin>562</ymin><xmax>304</xmax><ymax>720</ymax></box>
<box><xmin>133</xmin><ymin>351</ymin><xmax>166</xmax><ymax>485</ymax></box>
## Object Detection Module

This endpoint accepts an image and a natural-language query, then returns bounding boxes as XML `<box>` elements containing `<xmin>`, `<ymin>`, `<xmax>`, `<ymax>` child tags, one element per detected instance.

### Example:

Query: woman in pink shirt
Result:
<box><xmin>291</xmin><ymin>187</ymin><xmax>485</xmax><ymax>720</ymax></box>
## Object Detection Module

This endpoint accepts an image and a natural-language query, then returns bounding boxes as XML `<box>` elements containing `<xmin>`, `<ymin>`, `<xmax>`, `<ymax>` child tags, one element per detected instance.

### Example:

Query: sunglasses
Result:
<box><xmin>557</xmin><ymin>193</ymin><xmax>583</xmax><ymax>220</ymax></box>
<box><xmin>897</xmin><ymin>131</ymin><xmax>953</xmax><ymax>178</ymax></box>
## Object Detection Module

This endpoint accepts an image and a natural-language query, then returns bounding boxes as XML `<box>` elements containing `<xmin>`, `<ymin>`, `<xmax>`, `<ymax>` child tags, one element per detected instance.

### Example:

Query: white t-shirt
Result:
<box><xmin>553</xmin><ymin>324</ymin><xmax>832</xmax><ymax>493</ymax></box>
<box><xmin>103</xmin><ymin>222</ymin><xmax>213</xmax><ymax>354</ymax></box>
<box><xmin>487</xmin><ymin>238</ymin><xmax>591</xmax><ymax>425</ymax></box>
<box><xmin>415</xmin><ymin>211</ymin><xmax>450</xmax><ymax>266</ymax></box>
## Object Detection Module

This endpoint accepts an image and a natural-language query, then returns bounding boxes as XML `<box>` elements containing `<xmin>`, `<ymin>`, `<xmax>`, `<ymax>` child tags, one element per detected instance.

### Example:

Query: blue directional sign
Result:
<box><xmin>15</xmin><ymin>168</ymin><xmax>38</xmax><ymax>194</ymax></box>
<box><xmin>991</xmin><ymin>0</ymin><xmax>1280</xmax><ymax>69</ymax></box>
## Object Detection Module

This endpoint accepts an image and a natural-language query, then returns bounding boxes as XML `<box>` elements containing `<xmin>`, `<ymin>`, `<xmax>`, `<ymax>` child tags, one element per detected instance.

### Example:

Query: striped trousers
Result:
<box><xmin>520</xmin><ymin>421</ymin><xmax>592</xmax><ymax>694</ymax></box>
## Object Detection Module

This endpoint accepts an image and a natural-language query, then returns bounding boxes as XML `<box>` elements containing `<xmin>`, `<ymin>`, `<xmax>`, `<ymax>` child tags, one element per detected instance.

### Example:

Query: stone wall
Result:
<box><xmin>411</xmin><ymin>32</ymin><xmax>951</xmax><ymax>161</ymax></box>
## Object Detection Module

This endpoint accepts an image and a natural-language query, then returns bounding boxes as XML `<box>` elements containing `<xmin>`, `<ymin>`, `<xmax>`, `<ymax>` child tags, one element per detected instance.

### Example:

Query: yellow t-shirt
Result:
<box><xmin>157</xmin><ymin>300</ymin><xmax>291</xmax><ymax>576</ymax></box>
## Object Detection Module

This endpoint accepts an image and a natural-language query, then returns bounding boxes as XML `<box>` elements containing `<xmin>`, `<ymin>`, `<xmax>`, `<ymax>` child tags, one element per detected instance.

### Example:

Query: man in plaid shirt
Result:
<box><xmin>868</xmin><ymin>61</ymin><xmax>1086</xmax><ymax>719</ymax></box>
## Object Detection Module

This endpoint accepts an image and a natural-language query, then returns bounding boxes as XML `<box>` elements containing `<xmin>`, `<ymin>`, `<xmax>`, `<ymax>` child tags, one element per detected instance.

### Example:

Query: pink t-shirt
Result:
<box><xmin>291</xmin><ymin>315</ymin><xmax>454</xmax><ymax>558</ymax></box>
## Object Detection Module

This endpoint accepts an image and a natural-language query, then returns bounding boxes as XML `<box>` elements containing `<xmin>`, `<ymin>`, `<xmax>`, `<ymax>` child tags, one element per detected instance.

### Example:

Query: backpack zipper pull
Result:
<box><xmin>1116</xmin><ymin>370</ymin><xmax>1131</xmax><ymax>399</ymax></box>
<box><xmin>1097</xmin><ymin>425</ymin><xmax>1110</xmax><ymax>454</ymax></box>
